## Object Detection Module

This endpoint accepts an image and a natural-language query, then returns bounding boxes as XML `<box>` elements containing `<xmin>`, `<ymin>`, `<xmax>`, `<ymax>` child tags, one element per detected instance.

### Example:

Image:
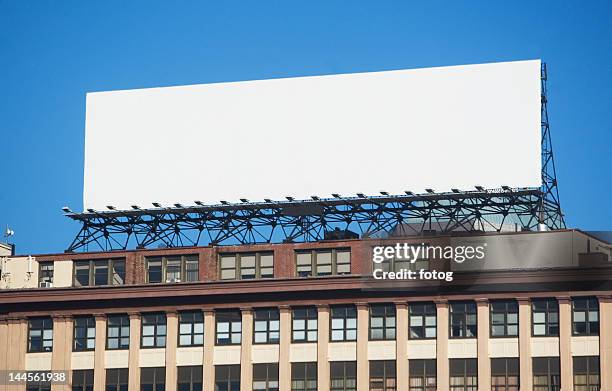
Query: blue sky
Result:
<box><xmin>0</xmin><ymin>1</ymin><xmax>610</xmax><ymax>254</ymax></box>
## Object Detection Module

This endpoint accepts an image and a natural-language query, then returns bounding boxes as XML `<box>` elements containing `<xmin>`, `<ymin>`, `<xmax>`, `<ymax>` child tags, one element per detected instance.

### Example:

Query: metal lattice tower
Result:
<box><xmin>539</xmin><ymin>63</ymin><xmax>565</xmax><ymax>229</ymax></box>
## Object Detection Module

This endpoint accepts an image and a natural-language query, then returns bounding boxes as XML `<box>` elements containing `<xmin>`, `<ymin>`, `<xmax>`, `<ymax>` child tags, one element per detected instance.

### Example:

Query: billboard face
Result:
<box><xmin>83</xmin><ymin>60</ymin><xmax>541</xmax><ymax>211</ymax></box>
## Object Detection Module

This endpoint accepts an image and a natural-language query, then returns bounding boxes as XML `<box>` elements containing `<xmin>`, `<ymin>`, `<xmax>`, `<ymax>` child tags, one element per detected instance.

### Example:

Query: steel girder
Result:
<box><xmin>64</xmin><ymin>188</ymin><xmax>559</xmax><ymax>252</ymax></box>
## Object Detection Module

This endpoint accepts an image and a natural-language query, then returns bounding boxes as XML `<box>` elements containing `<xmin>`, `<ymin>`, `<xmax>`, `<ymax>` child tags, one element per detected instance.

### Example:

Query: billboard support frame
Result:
<box><xmin>539</xmin><ymin>63</ymin><xmax>564</xmax><ymax>229</ymax></box>
<box><xmin>64</xmin><ymin>187</ymin><xmax>563</xmax><ymax>252</ymax></box>
<box><xmin>64</xmin><ymin>62</ymin><xmax>565</xmax><ymax>252</ymax></box>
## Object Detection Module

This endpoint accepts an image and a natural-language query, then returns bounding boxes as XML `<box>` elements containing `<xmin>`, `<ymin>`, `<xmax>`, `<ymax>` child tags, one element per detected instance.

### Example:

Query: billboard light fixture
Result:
<box><xmin>152</xmin><ymin>202</ymin><xmax>162</xmax><ymax>208</ymax></box>
<box><xmin>87</xmin><ymin>208</ymin><xmax>95</xmax><ymax>213</ymax></box>
<box><xmin>332</xmin><ymin>193</ymin><xmax>341</xmax><ymax>198</ymax></box>
<box><xmin>357</xmin><ymin>193</ymin><xmax>366</xmax><ymax>198</ymax></box>
<box><xmin>425</xmin><ymin>188</ymin><xmax>435</xmax><ymax>194</ymax></box>
<box><xmin>380</xmin><ymin>191</ymin><xmax>389</xmax><ymax>196</ymax></box>
<box><xmin>194</xmin><ymin>201</ymin><xmax>203</xmax><ymax>206</ymax></box>
<box><xmin>220</xmin><ymin>201</ymin><xmax>229</xmax><ymax>205</ymax></box>
<box><xmin>106</xmin><ymin>205</ymin><xmax>116</xmax><ymax>210</ymax></box>
<box><xmin>475</xmin><ymin>185</ymin><xmax>485</xmax><ymax>191</ymax></box>
<box><xmin>240</xmin><ymin>199</ymin><xmax>249</xmax><ymax>203</ymax></box>
<box><xmin>451</xmin><ymin>188</ymin><xmax>460</xmax><ymax>193</ymax></box>
<box><xmin>286</xmin><ymin>196</ymin><xmax>295</xmax><ymax>201</ymax></box>
<box><xmin>62</xmin><ymin>206</ymin><xmax>72</xmax><ymax>213</ymax></box>
<box><xmin>404</xmin><ymin>191</ymin><xmax>413</xmax><ymax>196</ymax></box>
<box><xmin>264</xmin><ymin>198</ymin><xmax>273</xmax><ymax>203</ymax></box>
<box><xmin>174</xmin><ymin>203</ymin><xmax>184</xmax><ymax>208</ymax></box>
<box><xmin>502</xmin><ymin>185</ymin><xmax>511</xmax><ymax>191</ymax></box>
<box><xmin>131</xmin><ymin>205</ymin><xmax>140</xmax><ymax>210</ymax></box>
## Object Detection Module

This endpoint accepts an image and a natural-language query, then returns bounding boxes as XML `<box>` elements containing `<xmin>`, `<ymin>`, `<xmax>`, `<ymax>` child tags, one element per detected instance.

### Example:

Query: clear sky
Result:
<box><xmin>1</xmin><ymin>1</ymin><xmax>610</xmax><ymax>255</ymax></box>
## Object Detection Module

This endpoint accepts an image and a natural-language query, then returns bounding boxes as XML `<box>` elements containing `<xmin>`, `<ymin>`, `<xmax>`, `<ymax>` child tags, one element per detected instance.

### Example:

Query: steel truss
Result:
<box><xmin>540</xmin><ymin>63</ymin><xmax>565</xmax><ymax>228</ymax></box>
<box><xmin>64</xmin><ymin>63</ymin><xmax>565</xmax><ymax>252</ymax></box>
<box><xmin>65</xmin><ymin>188</ymin><xmax>561</xmax><ymax>252</ymax></box>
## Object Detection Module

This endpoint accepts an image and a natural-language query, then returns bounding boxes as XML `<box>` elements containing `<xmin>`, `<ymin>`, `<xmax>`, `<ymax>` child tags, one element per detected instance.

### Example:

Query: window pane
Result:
<box><xmin>112</xmin><ymin>260</ymin><xmax>126</xmax><ymax>285</ymax></box>
<box><xmin>74</xmin><ymin>262</ymin><xmax>90</xmax><ymax>286</ymax></box>
<box><xmin>533</xmin><ymin>312</ymin><xmax>546</xmax><ymax>323</ymax></box>
<box><xmin>185</xmin><ymin>259</ymin><xmax>199</xmax><ymax>282</ymax></box>
<box><xmin>221</xmin><ymin>269</ymin><xmax>236</xmax><ymax>280</ymax></box>
<box><xmin>221</xmin><ymin>256</ymin><xmax>236</xmax><ymax>268</ymax></box>
<box><xmin>147</xmin><ymin>259</ymin><xmax>162</xmax><ymax>283</ymax></box>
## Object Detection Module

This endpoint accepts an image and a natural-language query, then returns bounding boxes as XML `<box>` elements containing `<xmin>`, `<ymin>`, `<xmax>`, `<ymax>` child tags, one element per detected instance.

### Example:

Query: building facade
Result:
<box><xmin>0</xmin><ymin>242</ymin><xmax>13</xmax><ymax>257</ymax></box>
<box><xmin>0</xmin><ymin>229</ymin><xmax>611</xmax><ymax>391</ymax></box>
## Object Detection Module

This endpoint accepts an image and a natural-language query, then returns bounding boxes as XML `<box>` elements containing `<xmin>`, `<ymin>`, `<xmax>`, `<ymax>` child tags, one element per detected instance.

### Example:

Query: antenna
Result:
<box><xmin>4</xmin><ymin>226</ymin><xmax>14</xmax><ymax>240</ymax></box>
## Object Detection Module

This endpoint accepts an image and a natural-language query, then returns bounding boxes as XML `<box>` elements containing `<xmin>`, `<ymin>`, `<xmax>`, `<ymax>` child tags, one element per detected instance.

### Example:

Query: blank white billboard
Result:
<box><xmin>83</xmin><ymin>60</ymin><xmax>541</xmax><ymax>211</ymax></box>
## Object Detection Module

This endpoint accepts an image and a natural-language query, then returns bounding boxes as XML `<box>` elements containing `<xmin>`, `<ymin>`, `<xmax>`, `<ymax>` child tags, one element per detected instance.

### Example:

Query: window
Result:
<box><xmin>330</xmin><ymin>361</ymin><xmax>357</xmax><ymax>391</ymax></box>
<box><xmin>450</xmin><ymin>302</ymin><xmax>477</xmax><ymax>338</ymax></box>
<box><xmin>370</xmin><ymin>361</ymin><xmax>396</xmax><ymax>391</ymax></box>
<box><xmin>74</xmin><ymin>261</ymin><xmax>90</xmax><ymax>286</ymax></box>
<box><xmin>107</xmin><ymin>314</ymin><xmax>130</xmax><ymax>350</ymax></box>
<box><xmin>166</xmin><ymin>258</ymin><xmax>181</xmax><ymax>281</ymax></box>
<box><xmin>372</xmin><ymin>245</ymin><xmax>429</xmax><ymax>273</ymax></box>
<box><xmin>295</xmin><ymin>249</ymin><xmax>351</xmax><ymax>277</ymax></box>
<box><xmin>253</xmin><ymin>363</ymin><xmax>279</xmax><ymax>391</ymax></box>
<box><xmin>146</xmin><ymin>255</ymin><xmax>199</xmax><ymax>283</ymax></box>
<box><xmin>254</xmin><ymin>308</ymin><xmax>280</xmax><ymax>344</ymax></box>
<box><xmin>215</xmin><ymin>365</ymin><xmax>240</xmax><ymax>391</ymax></box>
<box><xmin>374</xmin><ymin>258</ymin><xmax>429</xmax><ymax>272</ymax></box>
<box><xmin>28</xmin><ymin>317</ymin><xmax>53</xmax><ymax>352</ymax></box>
<box><xmin>140</xmin><ymin>367</ymin><xmax>165</xmax><ymax>391</ymax></box>
<box><xmin>370</xmin><ymin>304</ymin><xmax>396</xmax><ymax>340</ymax></box>
<box><xmin>532</xmin><ymin>299</ymin><xmax>559</xmax><ymax>337</ymax></box>
<box><xmin>409</xmin><ymin>303</ymin><xmax>436</xmax><ymax>339</ymax></box>
<box><xmin>179</xmin><ymin>311</ymin><xmax>204</xmax><ymax>346</ymax></box>
<box><xmin>147</xmin><ymin>259</ymin><xmax>162</xmax><ymax>283</ymax></box>
<box><xmin>216</xmin><ymin>310</ymin><xmax>242</xmax><ymax>345</ymax></box>
<box><xmin>408</xmin><ymin>359</ymin><xmax>436</xmax><ymax>391</ymax></box>
<box><xmin>219</xmin><ymin>252</ymin><xmax>274</xmax><ymax>280</ymax></box>
<box><xmin>106</xmin><ymin>368</ymin><xmax>128</xmax><ymax>391</ymax></box>
<box><xmin>291</xmin><ymin>362</ymin><xmax>317</xmax><ymax>391</ymax></box>
<box><xmin>26</xmin><ymin>375</ymin><xmax>51</xmax><ymax>391</ymax></box>
<box><xmin>292</xmin><ymin>306</ymin><xmax>317</xmax><ymax>343</ymax></box>
<box><xmin>178</xmin><ymin>366</ymin><xmax>202</xmax><ymax>391</ymax></box>
<box><xmin>449</xmin><ymin>359</ymin><xmax>477</xmax><ymax>391</ymax></box>
<box><xmin>185</xmin><ymin>257</ymin><xmax>199</xmax><ymax>281</ymax></box>
<box><xmin>141</xmin><ymin>313</ymin><xmax>166</xmax><ymax>348</ymax></box>
<box><xmin>73</xmin><ymin>259</ymin><xmax>125</xmax><ymax>286</ymax></box>
<box><xmin>572</xmin><ymin>297</ymin><xmax>599</xmax><ymax>336</ymax></box>
<box><xmin>38</xmin><ymin>262</ymin><xmax>54</xmax><ymax>286</ymax></box>
<box><xmin>407</xmin><ymin>258</ymin><xmax>429</xmax><ymax>272</ymax></box>
<box><xmin>315</xmin><ymin>251</ymin><xmax>332</xmax><ymax>276</ymax></box>
<box><xmin>573</xmin><ymin>356</ymin><xmax>600</xmax><ymax>391</ymax></box>
<box><xmin>72</xmin><ymin>370</ymin><xmax>94</xmax><ymax>391</ymax></box>
<box><xmin>73</xmin><ymin>316</ymin><xmax>96</xmax><ymax>351</ymax></box>
<box><xmin>490</xmin><ymin>300</ymin><xmax>518</xmax><ymax>337</ymax></box>
<box><xmin>491</xmin><ymin>358</ymin><xmax>519</xmax><ymax>391</ymax></box>
<box><xmin>94</xmin><ymin>260</ymin><xmax>109</xmax><ymax>285</ymax></box>
<box><xmin>533</xmin><ymin>357</ymin><xmax>560</xmax><ymax>391</ymax></box>
<box><xmin>331</xmin><ymin>305</ymin><xmax>357</xmax><ymax>341</ymax></box>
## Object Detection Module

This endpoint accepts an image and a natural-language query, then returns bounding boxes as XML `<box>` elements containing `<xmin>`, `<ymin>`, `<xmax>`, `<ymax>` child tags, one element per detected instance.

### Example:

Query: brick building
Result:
<box><xmin>0</xmin><ymin>229</ymin><xmax>611</xmax><ymax>391</ymax></box>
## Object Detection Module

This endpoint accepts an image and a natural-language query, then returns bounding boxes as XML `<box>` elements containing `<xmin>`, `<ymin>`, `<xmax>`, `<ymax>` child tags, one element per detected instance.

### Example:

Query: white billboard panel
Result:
<box><xmin>83</xmin><ymin>60</ymin><xmax>541</xmax><ymax>211</ymax></box>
